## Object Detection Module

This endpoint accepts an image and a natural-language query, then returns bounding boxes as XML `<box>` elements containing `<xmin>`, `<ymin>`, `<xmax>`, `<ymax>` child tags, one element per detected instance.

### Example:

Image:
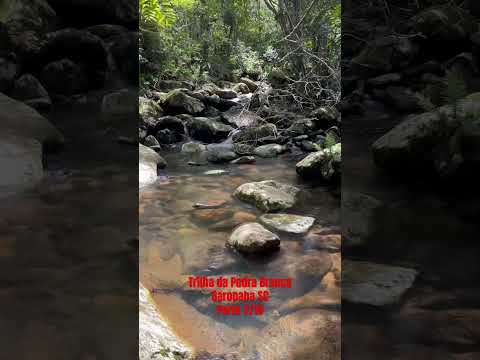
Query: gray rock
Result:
<box><xmin>254</xmin><ymin>144</ymin><xmax>287</xmax><ymax>158</ymax></box>
<box><xmin>139</xmin><ymin>284</ymin><xmax>192</xmax><ymax>360</ymax></box>
<box><xmin>0</xmin><ymin>134</ymin><xmax>43</xmax><ymax>198</ymax></box>
<box><xmin>0</xmin><ymin>57</ymin><xmax>18</xmax><ymax>93</ymax></box>
<box><xmin>384</xmin><ymin>86</ymin><xmax>422</xmax><ymax>112</ymax></box>
<box><xmin>296</xmin><ymin>143</ymin><xmax>341</xmax><ymax>181</ymax></box>
<box><xmin>234</xmin><ymin>180</ymin><xmax>300</xmax><ymax>212</ymax></box>
<box><xmin>352</xmin><ymin>35</ymin><xmax>418</xmax><ymax>77</ymax></box>
<box><xmin>158</xmin><ymin>79</ymin><xmax>193</xmax><ymax>91</ymax></box>
<box><xmin>260</xmin><ymin>214</ymin><xmax>315</xmax><ymax>234</ymax></box>
<box><xmin>41</xmin><ymin>58</ymin><xmax>86</xmax><ymax>95</ymax></box>
<box><xmin>230</xmin><ymin>156</ymin><xmax>256</xmax><ymax>164</ymax></box>
<box><xmin>412</xmin><ymin>5</ymin><xmax>474</xmax><ymax>44</ymax></box>
<box><xmin>240</xmin><ymin>77</ymin><xmax>258</xmax><ymax>92</ymax></box>
<box><xmin>343</xmin><ymin>260</ymin><xmax>417</xmax><ymax>306</ymax></box>
<box><xmin>11</xmin><ymin>74</ymin><xmax>51</xmax><ymax>112</ymax></box>
<box><xmin>206</xmin><ymin>148</ymin><xmax>238</xmax><ymax>163</ymax></box>
<box><xmin>181</xmin><ymin>142</ymin><xmax>207</xmax><ymax>153</ymax></box>
<box><xmin>288</xmin><ymin>118</ymin><xmax>317</xmax><ymax>136</ymax></box>
<box><xmin>228</xmin><ymin>223</ymin><xmax>280</xmax><ymax>254</ymax></box>
<box><xmin>139</xmin><ymin>144</ymin><xmax>165</xmax><ymax>188</ymax></box>
<box><xmin>221</xmin><ymin>107</ymin><xmax>262</xmax><ymax>128</ymax></box>
<box><xmin>311</xmin><ymin>107</ymin><xmax>340</xmax><ymax>129</ymax></box>
<box><xmin>101</xmin><ymin>89</ymin><xmax>136</xmax><ymax>118</ymax></box>
<box><xmin>233</xmin><ymin>82</ymin><xmax>250</xmax><ymax>94</ymax></box>
<box><xmin>215</xmin><ymin>88</ymin><xmax>237</xmax><ymax>99</ymax></box>
<box><xmin>342</xmin><ymin>192</ymin><xmax>383</xmax><ymax>247</ymax></box>
<box><xmin>372</xmin><ymin>95</ymin><xmax>480</xmax><ymax>170</ymax></box>
<box><xmin>164</xmin><ymin>89</ymin><xmax>205</xmax><ymax>115</ymax></box>
<box><xmin>232</xmin><ymin>123</ymin><xmax>277</xmax><ymax>143</ymax></box>
<box><xmin>156</xmin><ymin>128</ymin><xmax>179</xmax><ymax>144</ymax></box>
<box><xmin>143</xmin><ymin>135</ymin><xmax>160</xmax><ymax>149</ymax></box>
<box><xmin>187</xmin><ymin>117</ymin><xmax>233</xmax><ymax>142</ymax></box>
<box><xmin>367</xmin><ymin>73</ymin><xmax>403</xmax><ymax>87</ymax></box>
<box><xmin>139</xmin><ymin>96</ymin><xmax>163</xmax><ymax>122</ymax></box>
<box><xmin>0</xmin><ymin>93</ymin><xmax>63</xmax><ymax>147</ymax></box>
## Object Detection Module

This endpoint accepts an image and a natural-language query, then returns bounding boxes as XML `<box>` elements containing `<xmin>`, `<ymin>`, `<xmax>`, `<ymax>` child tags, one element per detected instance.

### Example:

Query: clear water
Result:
<box><xmin>140</xmin><ymin>150</ymin><xmax>341</xmax><ymax>356</ymax></box>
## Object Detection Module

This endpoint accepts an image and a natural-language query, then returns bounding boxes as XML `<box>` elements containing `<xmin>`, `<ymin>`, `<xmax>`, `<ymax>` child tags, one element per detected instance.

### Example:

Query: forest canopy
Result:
<box><xmin>140</xmin><ymin>0</ymin><xmax>341</xmax><ymax>107</ymax></box>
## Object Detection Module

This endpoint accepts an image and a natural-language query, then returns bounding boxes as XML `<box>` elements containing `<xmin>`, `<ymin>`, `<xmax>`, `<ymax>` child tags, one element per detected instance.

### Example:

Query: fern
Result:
<box><xmin>324</xmin><ymin>133</ymin><xmax>338</xmax><ymax>149</ymax></box>
<box><xmin>140</xmin><ymin>0</ymin><xmax>176</xmax><ymax>30</ymax></box>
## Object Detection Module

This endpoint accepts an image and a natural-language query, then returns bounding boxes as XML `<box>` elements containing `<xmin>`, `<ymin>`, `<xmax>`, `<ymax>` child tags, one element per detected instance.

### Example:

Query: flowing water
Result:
<box><xmin>139</xmin><ymin>150</ymin><xmax>341</xmax><ymax>357</ymax></box>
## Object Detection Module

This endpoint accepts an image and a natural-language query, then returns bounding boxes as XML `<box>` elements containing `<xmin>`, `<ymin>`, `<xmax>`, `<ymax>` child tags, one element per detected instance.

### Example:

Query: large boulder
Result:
<box><xmin>47</xmin><ymin>0</ymin><xmax>138</xmax><ymax>28</ymax></box>
<box><xmin>351</xmin><ymin>35</ymin><xmax>418</xmax><ymax>77</ymax></box>
<box><xmin>255</xmin><ymin>309</ymin><xmax>340</xmax><ymax>360</ymax></box>
<box><xmin>342</xmin><ymin>260</ymin><xmax>417</xmax><ymax>306</ymax></box>
<box><xmin>296</xmin><ymin>143</ymin><xmax>341</xmax><ymax>181</ymax></box>
<box><xmin>372</xmin><ymin>96</ymin><xmax>480</xmax><ymax>171</ymax></box>
<box><xmin>139</xmin><ymin>144</ymin><xmax>166</xmax><ymax>188</ymax></box>
<box><xmin>412</xmin><ymin>5</ymin><xmax>475</xmax><ymax>45</ymax></box>
<box><xmin>227</xmin><ymin>222</ymin><xmax>280</xmax><ymax>254</ymax></box>
<box><xmin>163</xmin><ymin>89</ymin><xmax>205</xmax><ymax>115</ymax></box>
<box><xmin>0</xmin><ymin>134</ymin><xmax>43</xmax><ymax>198</ymax></box>
<box><xmin>186</xmin><ymin>117</ymin><xmax>233</xmax><ymax>143</ymax></box>
<box><xmin>0</xmin><ymin>56</ymin><xmax>18</xmax><ymax>93</ymax></box>
<box><xmin>240</xmin><ymin>77</ymin><xmax>258</xmax><ymax>92</ymax></box>
<box><xmin>2</xmin><ymin>0</ymin><xmax>56</xmax><ymax>36</ymax></box>
<box><xmin>221</xmin><ymin>107</ymin><xmax>262</xmax><ymax>128</ymax></box>
<box><xmin>253</xmin><ymin>143</ymin><xmax>288</xmax><ymax>158</ymax></box>
<box><xmin>234</xmin><ymin>180</ymin><xmax>300</xmax><ymax>212</ymax></box>
<box><xmin>0</xmin><ymin>93</ymin><xmax>63</xmax><ymax>147</ymax></box>
<box><xmin>101</xmin><ymin>89</ymin><xmax>137</xmax><ymax>119</ymax></box>
<box><xmin>232</xmin><ymin>123</ymin><xmax>277</xmax><ymax>143</ymax></box>
<box><xmin>40</xmin><ymin>58</ymin><xmax>86</xmax><ymax>95</ymax></box>
<box><xmin>139</xmin><ymin>284</ymin><xmax>191</xmax><ymax>360</ymax></box>
<box><xmin>11</xmin><ymin>74</ymin><xmax>51</xmax><ymax>112</ymax></box>
<box><xmin>139</xmin><ymin>97</ymin><xmax>163</xmax><ymax>122</ymax></box>
<box><xmin>39</xmin><ymin>28</ymin><xmax>109</xmax><ymax>89</ymax></box>
<box><xmin>342</xmin><ymin>192</ymin><xmax>383</xmax><ymax>247</ymax></box>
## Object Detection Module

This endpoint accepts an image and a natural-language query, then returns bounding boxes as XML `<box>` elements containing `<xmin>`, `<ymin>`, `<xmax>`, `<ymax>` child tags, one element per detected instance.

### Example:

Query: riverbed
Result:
<box><xmin>140</xmin><ymin>150</ymin><xmax>341</xmax><ymax>357</ymax></box>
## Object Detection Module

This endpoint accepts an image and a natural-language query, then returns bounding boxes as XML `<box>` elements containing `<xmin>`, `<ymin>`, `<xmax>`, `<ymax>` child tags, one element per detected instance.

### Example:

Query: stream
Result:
<box><xmin>139</xmin><ymin>150</ymin><xmax>341</xmax><ymax>357</ymax></box>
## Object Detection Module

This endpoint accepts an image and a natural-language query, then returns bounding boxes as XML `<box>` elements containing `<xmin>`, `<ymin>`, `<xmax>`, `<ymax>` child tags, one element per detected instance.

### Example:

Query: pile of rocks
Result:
<box><xmin>343</xmin><ymin>2</ymin><xmax>480</xmax><ymax>180</ymax></box>
<box><xmin>140</xmin><ymin>78</ymin><xmax>342</xmax><ymax>182</ymax></box>
<box><xmin>0</xmin><ymin>0</ymin><xmax>137</xmax><ymax>114</ymax></box>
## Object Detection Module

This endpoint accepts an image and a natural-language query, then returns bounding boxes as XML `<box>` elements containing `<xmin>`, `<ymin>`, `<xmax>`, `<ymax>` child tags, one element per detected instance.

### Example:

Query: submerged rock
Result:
<box><xmin>206</xmin><ymin>148</ymin><xmax>238</xmax><ymax>163</ymax></box>
<box><xmin>255</xmin><ymin>309</ymin><xmax>340</xmax><ymax>360</ymax></box>
<box><xmin>228</xmin><ymin>222</ymin><xmax>280</xmax><ymax>254</ymax></box>
<box><xmin>139</xmin><ymin>284</ymin><xmax>192</xmax><ymax>360</ymax></box>
<box><xmin>260</xmin><ymin>214</ymin><xmax>315</xmax><ymax>234</ymax></box>
<box><xmin>230</xmin><ymin>156</ymin><xmax>255</xmax><ymax>164</ymax></box>
<box><xmin>234</xmin><ymin>180</ymin><xmax>300</xmax><ymax>212</ymax></box>
<box><xmin>342</xmin><ymin>260</ymin><xmax>417</xmax><ymax>306</ymax></box>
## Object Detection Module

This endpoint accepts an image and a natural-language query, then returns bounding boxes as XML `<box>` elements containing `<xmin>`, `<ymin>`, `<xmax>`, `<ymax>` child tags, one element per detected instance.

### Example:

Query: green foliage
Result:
<box><xmin>324</xmin><ymin>133</ymin><xmax>338</xmax><ymax>149</ymax></box>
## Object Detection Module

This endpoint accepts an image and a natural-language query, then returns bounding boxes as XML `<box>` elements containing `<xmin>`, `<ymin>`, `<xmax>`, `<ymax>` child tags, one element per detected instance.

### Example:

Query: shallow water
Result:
<box><xmin>140</xmin><ymin>150</ymin><xmax>341</xmax><ymax>356</ymax></box>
